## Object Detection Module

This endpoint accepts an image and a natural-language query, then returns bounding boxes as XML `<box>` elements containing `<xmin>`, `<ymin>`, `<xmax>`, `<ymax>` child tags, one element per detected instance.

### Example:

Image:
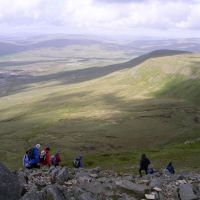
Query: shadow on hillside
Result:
<box><xmin>0</xmin><ymin>50</ymin><xmax>190</xmax><ymax>97</ymax></box>
<box><xmin>0</xmin><ymin>86</ymin><xmax>199</xmax><ymax>169</ymax></box>
<box><xmin>154</xmin><ymin>78</ymin><xmax>200</xmax><ymax>106</ymax></box>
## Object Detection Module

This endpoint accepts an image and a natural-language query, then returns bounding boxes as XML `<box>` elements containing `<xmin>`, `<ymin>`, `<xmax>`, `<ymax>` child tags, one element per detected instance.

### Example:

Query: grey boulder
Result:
<box><xmin>115</xmin><ymin>180</ymin><xmax>148</xmax><ymax>197</ymax></box>
<box><xmin>81</xmin><ymin>181</ymin><xmax>105</xmax><ymax>194</ymax></box>
<box><xmin>78</xmin><ymin>192</ymin><xmax>94</xmax><ymax>200</ymax></box>
<box><xmin>0</xmin><ymin>162</ymin><xmax>21</xmax><ymax>200</ymax></box>
<box><xmin>20</xmin><ymin>190</ymin><xmax>46</xmax><ymax>200</ymax></box>
<box><xmin>179</xmin><ymin>183</ymin><xmax>197</xmax><ymax>200</ymax></box>
<box><xmin>56</xmin><ymin>167</ymin><xmax>69</xmax><ymax>185</ymax></box>
<box><xmin>45</xmin><ymin>185</ymin><xmax>66</xmax><ymax>200</ymax></box>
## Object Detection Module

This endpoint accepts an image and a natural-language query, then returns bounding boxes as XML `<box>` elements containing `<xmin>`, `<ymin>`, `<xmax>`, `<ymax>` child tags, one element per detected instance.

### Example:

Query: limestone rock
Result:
<box><xmin>81</xmin><ymin>181</ymin><xmax>105</xmax><ymax>194</ymax></box>
<box><xmin>56</xmin><ymin>167</ymin><xmax>69</xmax><ymax>185</ymax></box>
<box><xmin>20</xmin><ymin>190</ymin><xmax>46</xmax><ymax>200</ymax></box>
<box><xmin>149</xmin><ymin>178</ymin><xmax>163</xmax><ymax>188</ymax></box>
<box><xmin>18</xmin><ymin>170</ymin><xmax>28</xmax><ymax>196</ymax></box>
<box><xmin>179</xmin><ymin>183</ymin><xmax>197</xmax><ymax>200</ymax></box>
<box><xmin>78</xmin><ymin>192</ymin><xmax>94</xmax><ymax>200</ymax></box>
<box><xmin>45</xmin><ymin>185</ymin><xmax>66</xmax><ymax>200</ymax></box>
<box><xmin>115</xmin><ymin>180</ymin><xmax>148</xmax><ymax>197</ymax></box>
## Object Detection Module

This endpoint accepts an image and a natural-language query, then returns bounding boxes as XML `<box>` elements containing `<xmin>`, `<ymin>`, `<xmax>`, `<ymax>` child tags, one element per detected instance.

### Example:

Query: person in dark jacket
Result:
<box><xmin>73</xmin><ymin>155</ymin><xmax>83</xmax><ymax>168</ymax></box>
<box><xmin>51</xmin><ymin>150</ymin><xmax>61</xmax><ymax>167</ymax></box>
<box><xmin>139</xmin><ymin>154</ymin><xmax>151</xmax><ymax>177</ymax></box>
<box><xmin>29</xmin><ymin>144</ymin><xmax>41</xmax><ymax>168</ymax></box>
<box><xmin>166</xmin><ymin>162</ymin><xmax>175</xmax><ymax>174</ymax></box>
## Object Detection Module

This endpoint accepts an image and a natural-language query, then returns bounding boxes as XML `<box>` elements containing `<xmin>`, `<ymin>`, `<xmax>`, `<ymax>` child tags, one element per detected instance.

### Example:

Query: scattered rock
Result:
<box><xmin>1</xmin><ymin>161</ymin><xmax>200</xmax><ymax>200</ymax></box>
<box><xmin>90</xmin><ymin>173</ymin><xmax>98</xmax><ymax>178</ymax></box>
<box><xmin>81</xmin><ymin>181</ymin><xmax>105</xmax><ymax>194</ymax></box>
<box><xmin>56</xmin><ymin>167</ymin><xmax>69</xmax><ymax>185</ymax></box>
<box><xmin>20</xmin><ymin>190</ymin><xmax>46</xmax><ymax>200</ymax></box>
<box><xmin>115</xmin><ymin>180</ymin><xmax>149</xmax><ymax>197</ymax></box>
<box><xmin>45</xmin><ymin>185</ymin><xmax>66</xmax><ymax>200</ymax></box>
<box><xmin>153</xmin><ymin>187</ymin><xmax>162</xmax><ymax>192</ymax></box>
<box><xmin>149</xmin><ymin>177</ymin><xmax>163</xmax><ymax>188</ymax></box>
<box><xmin>78</xmin><ymin>192</ymin><xmax>94</xmax><ymax>200</ymax></box>
<box><xmin>179</xmin><ymin>183</ymin><xmax>197</xmax><ymax>200</ymax></box>
<box><xmin>145</xmin><ymin>193</ymin><xmax>156</xmax><ymax>199</ymax></box>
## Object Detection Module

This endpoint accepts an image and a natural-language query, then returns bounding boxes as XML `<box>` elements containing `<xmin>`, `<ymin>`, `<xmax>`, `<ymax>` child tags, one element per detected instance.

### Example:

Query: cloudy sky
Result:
<box><xmin>0</xmin><ymin>0</ymin><xmax>200</xmax><ymax>38</ymax></box>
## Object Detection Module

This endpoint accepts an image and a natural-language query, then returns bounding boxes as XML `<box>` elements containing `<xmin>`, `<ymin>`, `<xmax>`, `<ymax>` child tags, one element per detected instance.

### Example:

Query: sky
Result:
<box><xmin>0</xmin><ymin>0</ymin><xmax>200</xmax><ymax>39</ymax></box>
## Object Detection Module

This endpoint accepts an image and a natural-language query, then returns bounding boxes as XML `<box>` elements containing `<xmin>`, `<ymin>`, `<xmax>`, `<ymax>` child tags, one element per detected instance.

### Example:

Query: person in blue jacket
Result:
<box><xmin>166</xmin><ymin>162</ymin><xmax>175</xmax><ymax>174</ymax></box>
<box><xmin>29</xmin><ymin>144</ymin><xmax>41</xmax><ymax>168</ymax></box>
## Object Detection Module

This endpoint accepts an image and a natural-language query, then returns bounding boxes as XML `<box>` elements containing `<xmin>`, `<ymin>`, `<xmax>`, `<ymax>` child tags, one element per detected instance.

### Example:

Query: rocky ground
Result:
<box><xmin>0</xmin><ymin>162</ymin><xmax>200</xmax><ymax>200</ymax></box>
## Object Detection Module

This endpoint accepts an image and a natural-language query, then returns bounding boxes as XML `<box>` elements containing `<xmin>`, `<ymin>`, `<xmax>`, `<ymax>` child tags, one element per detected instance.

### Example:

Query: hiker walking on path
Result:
<box><xmin>139</xmin><ymin>154</ymin><xmax>151</xmax><ymax>177</ymax></box>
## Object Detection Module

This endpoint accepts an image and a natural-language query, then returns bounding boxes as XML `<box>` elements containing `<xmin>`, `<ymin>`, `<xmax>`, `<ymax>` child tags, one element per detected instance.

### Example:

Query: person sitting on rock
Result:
<box><xmin>51</xmin><ymin>150</ymin><xmax>61</xmax><ymax>167</ymax></box>
<box><xmin>40</xmin><ymin>145</ymin><xmax>51</xmax><ymax>167</ymax></box>
<box><xmin>29</xmin><ymin>144</ymin><xmax>41</xmax><ymax>169</ymax></box>
<box><xmin>22</xmin><ymin>149</ymin><xmax>31</xmax><ymax>168</ymax></box>
<box><xmin>166</xmin><ymin>162</ymin><xmax>175</xmax><ymax>174</ymax></box>
<box><xmin>73</xmin><ymin>155</ymin><xmax>83</xmax><ymax>168</ymax></box>
<box><xmin>139</xmin><ymin>154</ymin><xmax>151</xmax><ymax>177</ymax></box>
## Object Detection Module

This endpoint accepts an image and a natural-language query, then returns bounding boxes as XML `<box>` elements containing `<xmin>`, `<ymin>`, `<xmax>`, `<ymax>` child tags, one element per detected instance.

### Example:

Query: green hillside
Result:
<box><xmin>0</xmin><ymin>52</ymin><xmax>199</xmax><ymax>171</ymax></box>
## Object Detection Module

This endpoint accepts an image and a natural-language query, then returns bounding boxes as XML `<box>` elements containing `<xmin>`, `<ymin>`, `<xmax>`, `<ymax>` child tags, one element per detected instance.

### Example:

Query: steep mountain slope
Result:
<box><xmin>0</xmin><ymin>49</ymin><xmax>189</xmax><ymax>97</ymax></box>
<box><xmin>0</xmin><ymin>51</ymin><xmax>199</xmax><ymax>170</ymax></box>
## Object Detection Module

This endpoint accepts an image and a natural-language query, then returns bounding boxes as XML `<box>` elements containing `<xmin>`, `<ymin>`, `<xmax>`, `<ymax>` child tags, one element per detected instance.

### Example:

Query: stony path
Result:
<box><xmin>0</xmin><ymin>162</ymin><xmax>200</xmax><ymax>200</ymax></box>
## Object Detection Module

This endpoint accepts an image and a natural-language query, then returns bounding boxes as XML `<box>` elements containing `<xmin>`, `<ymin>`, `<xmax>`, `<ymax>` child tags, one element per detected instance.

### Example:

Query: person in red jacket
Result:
<box><xmin>40</xmin><ymin>146</ymin><xmax>51</xmax><ymax>167</ymax></box>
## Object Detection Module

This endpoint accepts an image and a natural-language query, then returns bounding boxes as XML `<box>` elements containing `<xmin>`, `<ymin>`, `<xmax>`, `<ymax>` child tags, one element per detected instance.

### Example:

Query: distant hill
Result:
<box><xmin>0</xmin><ymin>37</ymin><xmax>200</xmax><ymax>56</ymax></box>
<box><xmin>0</xmin><ymin>42</ymin><xmax>25</xmax><ymax>56</ymax></box>
<box><xmin>0</xmin><ymin>39</ymin><xmax>103</xmax><ymax>56</ymax></box>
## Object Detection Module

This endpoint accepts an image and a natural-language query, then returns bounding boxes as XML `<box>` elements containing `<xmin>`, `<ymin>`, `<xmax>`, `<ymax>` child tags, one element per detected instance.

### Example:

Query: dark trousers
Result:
<box><xmin>27</xmin><ymin>163</ymin><xmax>40</xmax><ymax>169</ymax></box>
<box><xmin>139</xmin><ymin>168</ymin><xmax>148</xmax><ymax>177</ymax></box>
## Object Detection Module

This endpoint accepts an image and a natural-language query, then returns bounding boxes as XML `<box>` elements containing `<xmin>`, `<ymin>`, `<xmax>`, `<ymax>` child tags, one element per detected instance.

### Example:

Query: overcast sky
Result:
<box><xmin>0</xmin><ymin>0</ymin><xmax>200</xmax><ymax>39</ymax></box>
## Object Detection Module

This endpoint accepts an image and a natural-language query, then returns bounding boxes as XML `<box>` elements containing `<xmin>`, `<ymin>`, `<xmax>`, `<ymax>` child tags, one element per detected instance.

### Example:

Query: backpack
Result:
<box><xmin>27</xmin><ymin>148</ymin><xmax>34</xmax><ymax>160</ymax></box>
<box><xmin>23</xmin><ymin>154</ymin><xmax>30</xmax><ymax>168</ymax></box>
<box><xmin>40</xmin><ymin>150</ymin><xmax>46</xmax><ymax>161</ymax></box>
<box><xmin>51</xmin><ymin>155</ymin><xmax>56</xmax><ymax>165</ymax></box>
<box><xmin>73</xmin><ymin>159</ymin><xmax>80</xmax><ymax>168</ymax></box>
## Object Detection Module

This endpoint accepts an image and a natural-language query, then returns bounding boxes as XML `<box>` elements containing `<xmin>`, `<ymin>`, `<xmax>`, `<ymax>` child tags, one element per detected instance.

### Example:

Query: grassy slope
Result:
<box><xmin>0</xmin><ymin>53</ymin><xmax>200</xmax><ymax>171</ymax></box>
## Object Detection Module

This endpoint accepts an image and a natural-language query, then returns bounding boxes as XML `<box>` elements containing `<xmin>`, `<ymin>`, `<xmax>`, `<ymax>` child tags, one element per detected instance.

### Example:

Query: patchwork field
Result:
<box><xmin>0</xmin><ymin>44</ymin><xmax>199</xmax><ymax>172</ymax></box>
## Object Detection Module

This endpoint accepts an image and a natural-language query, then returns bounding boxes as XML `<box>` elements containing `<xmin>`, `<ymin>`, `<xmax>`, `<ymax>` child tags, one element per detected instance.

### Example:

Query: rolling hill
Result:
<box><xmin>0</xmin><ymin>50</ymin><xmax>199</xmax><ymax>171</ymax></box>
<box><xmin>0</xmin><ymin>39</ymin><xmax>104</xmax><ymax>56</ymax></box>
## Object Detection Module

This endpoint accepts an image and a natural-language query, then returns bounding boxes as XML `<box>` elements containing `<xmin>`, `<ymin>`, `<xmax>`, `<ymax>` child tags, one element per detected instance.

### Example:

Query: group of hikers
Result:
<box><xmin>23</xmin><ymin>144</ymin><xmax>174</xmax><ymax>176</ymax></box>
<box><xmin>23</xmin><ymin>144</ymin><xmax>83</xmax><ymax>169</ymax></box>
<box><xmin>139</xmin><ymin>154</ymin><xmax>175</xmax><ymax>176</ymax></box>
<box><xmin>23</xmin><ymin>144</ymin><xmax>61</xmax><ymax>169</ymax></box>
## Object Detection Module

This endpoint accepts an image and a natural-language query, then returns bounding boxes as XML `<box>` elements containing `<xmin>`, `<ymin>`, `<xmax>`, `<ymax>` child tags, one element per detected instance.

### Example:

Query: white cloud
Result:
<box><xmin>0</xmin><ymin>0</ymin><xmax>200</xmax><ymax>37</ymax></box>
